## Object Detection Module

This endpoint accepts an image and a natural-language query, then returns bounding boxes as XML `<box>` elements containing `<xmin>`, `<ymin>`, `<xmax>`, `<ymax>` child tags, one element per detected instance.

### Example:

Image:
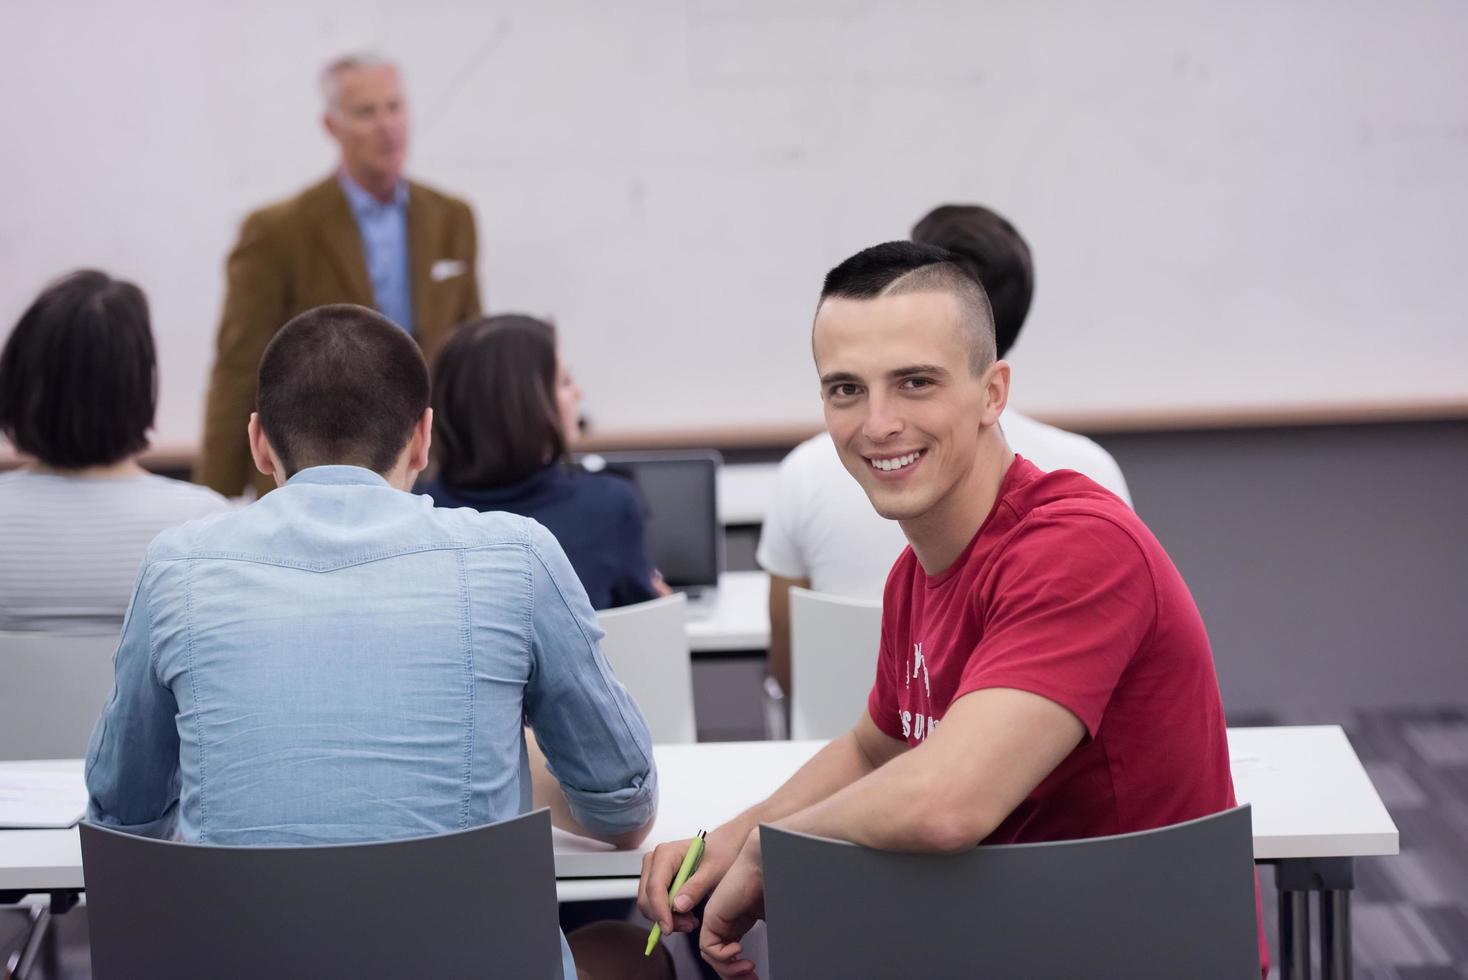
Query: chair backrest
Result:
<box><xmin>80</xmin><ymin>809</ymin><xmax>563</xmax><ymax>980</ymax></box>
<box><xmin>762</xmin><ymin>805</ymin><xmax>1259</xmax><ymax>979</ymax></box>
<box><xmin>0</xmin><ymin>631</ymin><xmax>117</xmax><ymax>760</ymax></box>
<box><xmin>788</xmin><ymin>588</ymin><xmax>882</xmax><ymax>740</ymax></box>
<box><xmin>596</xmin><ymin>593</ymin><xmax>696</xmax><ymax>743</ymax></box>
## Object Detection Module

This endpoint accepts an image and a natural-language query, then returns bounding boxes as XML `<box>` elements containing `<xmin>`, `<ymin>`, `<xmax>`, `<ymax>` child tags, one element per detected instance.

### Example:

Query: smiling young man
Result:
<box><xmin>637</xmin><ymin>242</ymin><xmax>1262</xmax><ymax>977</ymax></box>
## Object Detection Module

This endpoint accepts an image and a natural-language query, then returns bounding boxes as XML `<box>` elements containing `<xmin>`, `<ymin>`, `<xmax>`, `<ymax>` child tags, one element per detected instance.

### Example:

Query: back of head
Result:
<box><xmin>0</xmin><ymin>270</ymin><xmax>156</xmax><ymax>469</ymax></box>
<box><xmin>820</xmin><ymin>240</ymin><xmax>997</xmax><ymax>374</ymax></box>
<box><xmin>256</xmin><ymin>304</ymin><xmax>428</xmax><ymax>477</ymax></box>
<box><xmin>911</xmin><ymin>205</ymin><xmax>1033</xmax><ymax>359</ymax></box>
<box><xmin>431</xmin><ymin>314</ymin><xmax>563</xmax><ymax>488</ymax></box>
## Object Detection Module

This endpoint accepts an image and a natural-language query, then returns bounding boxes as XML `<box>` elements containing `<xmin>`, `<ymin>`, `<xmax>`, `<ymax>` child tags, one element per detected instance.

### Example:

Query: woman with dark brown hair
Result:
<box><xmin>0</xmin><ymin>270</ymin><xmax>230</xmax><ymax>633</ymax></box>
<box><xmin>419</xmin><ymin>314</ymin><xmax>663</xmax><ymax>609</ymax></box>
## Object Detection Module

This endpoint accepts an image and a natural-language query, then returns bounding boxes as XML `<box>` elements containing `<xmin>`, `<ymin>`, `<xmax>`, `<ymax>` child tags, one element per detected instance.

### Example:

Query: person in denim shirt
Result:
<box><xmin>85</xmin><ymin>304</ymin><xmax>663</xmax><ymax>980</ymax></box>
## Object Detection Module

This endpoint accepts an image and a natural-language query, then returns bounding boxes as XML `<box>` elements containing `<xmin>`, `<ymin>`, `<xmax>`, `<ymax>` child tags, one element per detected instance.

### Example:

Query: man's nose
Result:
<box><xmin>862</xmin><ymin>392</ymin><xmax>902</xmax><ymax>443</ymax></box>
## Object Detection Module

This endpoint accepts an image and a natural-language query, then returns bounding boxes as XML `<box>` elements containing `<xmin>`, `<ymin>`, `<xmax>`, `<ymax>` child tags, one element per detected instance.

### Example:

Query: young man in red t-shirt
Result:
<box><xmin>638</xmin><ymin>241</ymin><xmax>1262</xmax><ymax>977</ymax></box>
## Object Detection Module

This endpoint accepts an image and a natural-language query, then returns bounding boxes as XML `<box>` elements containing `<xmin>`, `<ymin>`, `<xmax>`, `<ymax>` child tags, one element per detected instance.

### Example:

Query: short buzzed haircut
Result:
<box><xmin>256</xmin><ymin>304</ymin><xmax>428</xmax><ymax>477</ymax></box>
<box><xmin>911</xmin><ymin>205</ymin><xmax>1033</xmax><ymax>359</ymax></box>
<box><xmin>820</xmin><ymin>241</ymin><xmax>997</xmax><ymax>374</ymax></box>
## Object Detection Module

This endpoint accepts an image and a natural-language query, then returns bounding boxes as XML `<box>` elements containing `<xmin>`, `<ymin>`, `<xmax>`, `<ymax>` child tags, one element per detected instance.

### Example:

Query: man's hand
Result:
<box><xmin>637</xmin><ymin>825</ymin><xmax>743</xmax><ymax>937</ymax></box>
<box><xmin>699</xmin><ymin>832</ymin><xmax>766</xmax><ymax>978</ymax></box>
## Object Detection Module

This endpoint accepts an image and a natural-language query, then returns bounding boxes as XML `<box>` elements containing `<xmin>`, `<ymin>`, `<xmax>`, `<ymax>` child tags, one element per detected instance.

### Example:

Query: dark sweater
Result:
<box><xmin>418</xmin><ymin>464</ymin><xmax>657</xmax><ymax>610</ymax></box>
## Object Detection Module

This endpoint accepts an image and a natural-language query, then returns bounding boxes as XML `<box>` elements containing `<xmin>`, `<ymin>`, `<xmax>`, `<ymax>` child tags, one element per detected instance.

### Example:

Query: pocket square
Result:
<box><xmin>431</xmin><ymin>259</ymin><xmax>467</xmax><ymax>282</ymax></box>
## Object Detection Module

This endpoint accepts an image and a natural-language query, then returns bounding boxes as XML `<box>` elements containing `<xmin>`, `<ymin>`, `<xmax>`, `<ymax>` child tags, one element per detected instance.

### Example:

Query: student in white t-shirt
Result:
<box><xmin>757</xmin><ymin>205</ymin><xmax>1132</xmax><ymax>695</ymax></box>
<box><xmin>0</xmin><ymin>271</ymin><xmax>230</xmax><ymax>635</ymax></box>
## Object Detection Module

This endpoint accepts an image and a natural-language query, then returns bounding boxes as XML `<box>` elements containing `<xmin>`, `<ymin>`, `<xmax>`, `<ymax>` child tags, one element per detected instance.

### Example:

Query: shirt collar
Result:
<box><xmin>285</xmin><ymin>465</ymin><xmax>393</xmax><ymax>488</ymax></box>
<box><xmin>336</xmin><ymin>169</ymin><xmax>408</xmax><ymax>214</ymax></box>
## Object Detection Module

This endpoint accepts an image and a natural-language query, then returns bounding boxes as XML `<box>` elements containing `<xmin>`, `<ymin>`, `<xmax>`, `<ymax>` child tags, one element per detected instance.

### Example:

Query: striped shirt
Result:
<box><xmin>0</xmin><ymin>469</ymin><xmax>231</xmax><ymax>635</ymax></box>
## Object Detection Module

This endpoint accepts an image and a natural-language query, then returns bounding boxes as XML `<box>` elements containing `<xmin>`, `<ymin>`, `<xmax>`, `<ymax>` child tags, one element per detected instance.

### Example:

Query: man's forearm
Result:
<box><xmin>770</xmin><ymin>688</ymin><xmax>1088</xmax><ymax>853</ymax></box>
<box><xmin>715</xmin><ymin>729</ymin><xmax>883</xmax><ymax>843</ymax></box>
<box><xmin>772</xmin><ymin>742</ymin><xmax>978</xmax><ymax>853</ymax></box>
<box><xmin>527</xmin><ymin>731</ymin><xmax>590</xmax><ymax>837</ymax></box>
<box><xmin>526</xmin><ymin>730</ymin><xmax>651</xmax><ymax>849</ymax></box>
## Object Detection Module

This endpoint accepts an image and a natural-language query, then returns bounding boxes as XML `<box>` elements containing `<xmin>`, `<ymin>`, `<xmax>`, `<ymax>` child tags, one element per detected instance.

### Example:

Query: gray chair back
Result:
<box><xmin>762</xmin><ymin>805</ymin><xmax>1258</xmax><ymax>979</ymax></box>
<box><xmin>0</xmin><ymin>630</ymin><xmax>116</xmax><ymax>760</ymax></box>
<box><xmin>81</xmin><ymin>809</ymin><xmax>563</xmax><ymax>980</ymax></box>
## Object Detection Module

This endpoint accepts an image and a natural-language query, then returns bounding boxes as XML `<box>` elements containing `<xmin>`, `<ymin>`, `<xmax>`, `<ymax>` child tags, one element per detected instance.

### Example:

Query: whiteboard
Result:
<box><xmin>3</xmin><ymin>0</ymin><xmax>1466</xmax><ymax>448</ymax></box>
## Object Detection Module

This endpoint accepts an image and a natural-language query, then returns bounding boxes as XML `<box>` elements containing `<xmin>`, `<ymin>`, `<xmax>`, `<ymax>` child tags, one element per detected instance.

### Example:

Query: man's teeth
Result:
<box><xmin>870</xmin><ymin>451</ymin><xmax>921</xmax><ymax>472</ymax></box>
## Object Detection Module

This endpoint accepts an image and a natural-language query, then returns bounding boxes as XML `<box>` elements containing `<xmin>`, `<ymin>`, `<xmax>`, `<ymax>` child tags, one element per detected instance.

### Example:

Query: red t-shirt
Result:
<box><xmin>867</xmin><ymin>456</ymin><xmax>1266</xmax><ymax>970</ymax></box>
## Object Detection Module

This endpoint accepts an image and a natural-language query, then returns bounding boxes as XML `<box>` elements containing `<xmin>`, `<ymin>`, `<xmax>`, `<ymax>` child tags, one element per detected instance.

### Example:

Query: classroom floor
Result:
<box><xmin>4</xmin><ymin>705</ymin><xmax>1465</xmax><ymax>980</ymax></box>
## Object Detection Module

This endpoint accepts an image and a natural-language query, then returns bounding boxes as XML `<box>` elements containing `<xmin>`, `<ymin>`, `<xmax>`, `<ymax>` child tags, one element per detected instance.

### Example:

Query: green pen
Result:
<box><xmin>645</xmin><ymin>830</ymin><xmax>706</xmax><ymax>956</ymax></box>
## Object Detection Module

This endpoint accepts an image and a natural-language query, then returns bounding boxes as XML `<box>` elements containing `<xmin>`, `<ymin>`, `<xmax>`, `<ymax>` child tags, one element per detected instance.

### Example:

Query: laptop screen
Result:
<box><xmin>578</xmin><ymin>451</ymin><xmax>723</xmax><ymax>591</ymax></box>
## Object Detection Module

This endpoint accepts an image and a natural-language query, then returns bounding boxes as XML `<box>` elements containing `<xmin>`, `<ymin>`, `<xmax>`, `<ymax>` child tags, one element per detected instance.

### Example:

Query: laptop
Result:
<box><xmin>577</xmin><ymin>450</ymin><xmax>724</xmax><ymax>608</ymax></box>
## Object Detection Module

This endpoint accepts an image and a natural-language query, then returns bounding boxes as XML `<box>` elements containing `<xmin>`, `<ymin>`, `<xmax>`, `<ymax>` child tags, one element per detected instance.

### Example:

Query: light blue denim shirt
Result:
<box><xmin>338</xmin><ymin>171</ymin><xmax>413</xmax><ymax>334</ymax></box>
<box><xmin>85</xmin><ymin>465</ymin><xmax>656</xmax><ymax>979</ymax></box>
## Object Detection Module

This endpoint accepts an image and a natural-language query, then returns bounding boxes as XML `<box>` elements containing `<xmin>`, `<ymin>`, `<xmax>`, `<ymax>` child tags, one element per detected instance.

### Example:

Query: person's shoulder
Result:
<box><xmin>142</xmin><ymin>507</ymin><xmax>229</xmax><ymax>566</ymax></box>
<box><xmin>414</xmin><ymin>490</ymin><xmax>541</xmax><ymax>545</ymax></box>
<box><xmin>784</xmin><ymin>432</ymin><xmax>838</xmax><ymax>467</ymax></box>
<box><xmin>778</xmin><ymin>432</ymin><xmax>842</xmax><ymax>485</ymax></box>
<box><xmin>1002</xmin><ymin>412</ymin><xmax>1129</xmax><ymax>500</ymax></box>
<box><xmin>236</xmin><ymin>175</ymin><xmax>346</xmax><ymax>235</ymax></box>
<box><xmin>1009</xmin><ymin>459</ymin><xmax>1135</xmax><ymax>522</ymax></box>
<box><xmin>568</xmin><ymin>465</ymin><xmax>643</xmax><ymax>518</ymax></box>
<box><xmin>1000</xmin><ymin>463</ymin><xmax>1152</xmax><ymax>566</ymax></box>
<box><xmin>406</xmin><ymin>178</ymin><xmax>474</xmax><ymax>220</ymax></box>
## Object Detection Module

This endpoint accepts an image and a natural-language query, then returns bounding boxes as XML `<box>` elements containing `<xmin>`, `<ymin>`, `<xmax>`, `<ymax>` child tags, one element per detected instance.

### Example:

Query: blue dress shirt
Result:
<box><xmin>338</xmin><ymin>172</ymin><xmax>414</xmax><ymax>333</ymax></box>
<box><xmin>85</xmin><ymin>465</ymin><xmax>658</xmax><ymax>979</ymax></box>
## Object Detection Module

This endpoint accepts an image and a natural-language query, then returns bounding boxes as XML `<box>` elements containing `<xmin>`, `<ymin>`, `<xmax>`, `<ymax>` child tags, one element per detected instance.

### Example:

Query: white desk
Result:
<box><xmin>716</xmin><ymin>463</ymin><xmax>779</xmax><ymax>527</ymax></box>
<box><xmin>0</xmin><ymin>727</ymin><xmax>1397</xmax><ymax>978</ymax></box>
<box><xmin>560</xmin><ymin>727</ymin><xmax>1398</xmax><ymax>980</ymax></box>
<box><xmin>685</xmin><ymin>571</ymin><xmax>768</xmax><ymax>653</ymax></box>
<box><xmin>555</xmin><ymin>726</ymin><xmax>1397</xmax><ymax>880</ymax></box>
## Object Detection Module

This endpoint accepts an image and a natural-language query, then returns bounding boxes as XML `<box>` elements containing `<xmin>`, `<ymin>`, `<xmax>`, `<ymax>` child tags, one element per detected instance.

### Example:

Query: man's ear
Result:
<box><xmin>247</xmin><ymin>413</ymin><xmax>285</xmax><ymax>487</ymax></box>
<box><xmin>407</xmin><ymin>408</ymin><xmax>433</xmax><ymax>474</ymax></box>
<box><xmin>979</xmin><ymin>360</ymin><xmax>1012</xmax><ymax>428</ymax></box>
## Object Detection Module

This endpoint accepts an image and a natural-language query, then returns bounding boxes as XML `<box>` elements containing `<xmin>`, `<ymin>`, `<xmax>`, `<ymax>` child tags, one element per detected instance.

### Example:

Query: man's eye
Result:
<box><xmin>829</xmin><ymin>384</ymin><xmax>860</xmax><ymax>398</ymax></box>
<box><xmin>901</xmin><ymin>378</ymin><xmax>933</xmax><ymax>390</ymax></box>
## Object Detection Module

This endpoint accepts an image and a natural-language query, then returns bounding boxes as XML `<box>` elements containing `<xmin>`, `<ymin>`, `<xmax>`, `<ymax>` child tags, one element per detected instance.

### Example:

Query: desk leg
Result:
<box><xmin>1320</xmin><ymin>889</ymin><xmax>1351</xmax><ymax>980</ymax></box>
<box><xmin>2</xmin><ymin>891</ymin><xmax>79</xmax><ymax>980</ymax></box>
<box><xmin>1279</xmin><ymin>888</ymin><xmax>1311</xmax><ymax>980</ymax></box>
<box><xmin>1275</xmin><ymin>857</ymin><xmax>1356</xmax><ymax>980</ymax></box>
<box><xmin>3</xmin><ymin>905</ymin><xmax>49</xmax><ymax>980</ymax></box>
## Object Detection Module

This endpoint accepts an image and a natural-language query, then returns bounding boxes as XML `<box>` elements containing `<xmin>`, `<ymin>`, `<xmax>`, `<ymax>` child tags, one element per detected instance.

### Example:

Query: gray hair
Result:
<box><xmin>320</xmin><ymin>52</ymin><xmax>397</xmax><ymax>115</ymax></box>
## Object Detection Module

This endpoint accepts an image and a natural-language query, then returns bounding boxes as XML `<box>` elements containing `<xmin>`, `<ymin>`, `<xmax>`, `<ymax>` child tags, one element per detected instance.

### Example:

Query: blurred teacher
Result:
<box><xmin>197</xmin><ymin>53</ymin><xmax>482</xmax><ymax>498</ymax></box>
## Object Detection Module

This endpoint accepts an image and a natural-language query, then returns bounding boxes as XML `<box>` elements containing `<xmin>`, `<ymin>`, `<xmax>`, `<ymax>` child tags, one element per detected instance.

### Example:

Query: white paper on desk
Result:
<box><xmin>0</xmin><ymin>770</ymin><xmax>87</xmax><ymax>828</ymax></box>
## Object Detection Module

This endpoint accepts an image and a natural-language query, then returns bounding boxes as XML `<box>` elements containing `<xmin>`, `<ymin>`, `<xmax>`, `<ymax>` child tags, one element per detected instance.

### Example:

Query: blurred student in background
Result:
<box><xmin>0</xmin><ymin>271</ymin><xmax>229</xmax><ymax>635</ymax></box>
<box><xmin>420</xmin><ymin>315</ymin><xmax>667</xmax><ymax>610</ymax></box>
<box><xmin>757</xmin><ymin>205</ymin><xmax>1132</xmax><ymax>698</ymax></box>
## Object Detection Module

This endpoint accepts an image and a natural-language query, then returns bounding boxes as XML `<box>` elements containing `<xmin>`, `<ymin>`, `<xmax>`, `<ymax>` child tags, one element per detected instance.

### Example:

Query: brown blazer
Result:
<box><xmin>195</xmin><ymin>175</ymin><xmax>482</xmax><ymax>498</ymax></box>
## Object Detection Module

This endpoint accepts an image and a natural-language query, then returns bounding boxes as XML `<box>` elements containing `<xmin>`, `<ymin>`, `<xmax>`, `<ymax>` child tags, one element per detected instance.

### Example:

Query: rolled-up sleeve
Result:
<box><xmin>84</xmin><ymin>560</ymin><xmax>180</xmax><ymax>838</ymax></box>
<box><xmin>522</xmin><ymin>524</ymin><xmax>657</xmax><ymax>838</ymax></box>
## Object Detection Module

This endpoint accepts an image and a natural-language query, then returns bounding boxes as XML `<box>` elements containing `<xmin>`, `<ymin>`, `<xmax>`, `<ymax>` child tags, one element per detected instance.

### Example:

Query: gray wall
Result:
<box><xmin>1095</xmin><ymin>420</ymin><xmax>1468</xmax><ymax>717</ymax></box>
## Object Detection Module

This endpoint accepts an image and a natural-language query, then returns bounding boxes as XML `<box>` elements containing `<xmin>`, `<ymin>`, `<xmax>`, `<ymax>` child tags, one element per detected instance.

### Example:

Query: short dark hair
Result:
<box><xmin>0</xmin><ymin>270</ymin><xmax>156</xmax><ymax>468</ymax></box>
<box><xmin>256</xmin><ymin>304</ymin><xmax>429</xmax><ymax>477</ymax></box>
<box><xmin>431</xmin><ymin>314</ymin><xmax>564</xmax><ymax>488</ymax></box>
<box><xmin>819</xmin><ymin>240</ymin><xmax>996</xmax><ymax>373</ymax></box>
<box><xmin>911</xmin><ymin>204</ymin><xmax>1033</xmax><ymax>359</ymax></box>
